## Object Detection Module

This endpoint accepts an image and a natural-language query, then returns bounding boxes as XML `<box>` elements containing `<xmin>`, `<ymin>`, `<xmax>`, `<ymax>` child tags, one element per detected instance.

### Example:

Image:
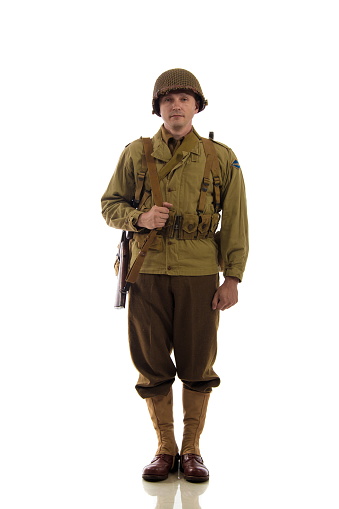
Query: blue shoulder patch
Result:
<box><xmin>232</xmin><ymin>159</ymin><xmax>241</xmax><ymax>169</ymax></box>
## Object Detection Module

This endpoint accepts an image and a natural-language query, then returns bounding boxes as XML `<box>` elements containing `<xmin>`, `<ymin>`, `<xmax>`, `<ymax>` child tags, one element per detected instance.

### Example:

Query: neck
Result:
<box><xmin>163</xmin><ymin>123</ymin><xmax>193</xmax><ymax>140</ymax></box>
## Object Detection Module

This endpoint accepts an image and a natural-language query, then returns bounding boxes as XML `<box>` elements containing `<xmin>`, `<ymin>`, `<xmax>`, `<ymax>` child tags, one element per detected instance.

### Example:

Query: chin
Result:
<box><xmin>170</xmin><ymin>120</ymin><xmax>185</xmax><ymax>129</ymax></box>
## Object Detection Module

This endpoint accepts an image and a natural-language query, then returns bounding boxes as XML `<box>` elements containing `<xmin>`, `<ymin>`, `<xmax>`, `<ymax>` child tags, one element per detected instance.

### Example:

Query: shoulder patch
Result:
<box><xmin>232</xmin><ymin>159</ymin><xmax>241</xmax><ymax>169</ymax></box>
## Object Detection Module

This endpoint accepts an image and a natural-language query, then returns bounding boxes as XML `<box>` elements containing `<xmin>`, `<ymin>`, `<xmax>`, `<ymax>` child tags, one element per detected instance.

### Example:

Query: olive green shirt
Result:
<box><xmin>161</xmin><ymin>125</ymin><xmax>182</xmax><ymax>155</ymax></box>
<box><xmin>101</xmin><ymin>126</ymin><xmax>248</xmax><ymax>281</ymax></box>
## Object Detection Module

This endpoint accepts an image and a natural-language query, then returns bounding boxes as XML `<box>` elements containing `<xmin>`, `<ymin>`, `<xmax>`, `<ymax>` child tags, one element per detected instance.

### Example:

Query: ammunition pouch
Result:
<box><xmin>134</xmin><ymin>212</ymin><xmax>220</xmax><ymax>250</ymax></box>
<box><xmin>164</xmin><ymin>212</ymin><xmax>220</xmax><ymax>240</ymax></box>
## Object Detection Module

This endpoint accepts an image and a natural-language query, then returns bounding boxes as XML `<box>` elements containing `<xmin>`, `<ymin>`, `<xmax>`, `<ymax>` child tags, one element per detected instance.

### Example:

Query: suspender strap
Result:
<box><xmin>197</xmin><ymin>149</ymin><xmax>214</xmax><ymax>214</ymax></box>
<box><xmin>142</xmin><ymin>138</ymin><xmax>163</xmax><ymax>206</ymax></box>
<box><xmin>200</xmin><ymin>138</ymin><xmax>221</xmax><ymax>213</ymax></box>
<box><xmin>134</xmin><ymin>151</ymin><xmax>147</xmax><ymax>208</ymax></box>
<box><xmin>125</xmin><ymin>138</ymin><xmax>163</xmax><ymax>284</ymax></box>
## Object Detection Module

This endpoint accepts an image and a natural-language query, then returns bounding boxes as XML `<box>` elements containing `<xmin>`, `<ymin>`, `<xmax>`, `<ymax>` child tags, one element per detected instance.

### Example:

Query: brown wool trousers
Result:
<box><xmin>128</xmin><ymin>274</ymin><xmax>221</xmax><ymax>398</ymax></box>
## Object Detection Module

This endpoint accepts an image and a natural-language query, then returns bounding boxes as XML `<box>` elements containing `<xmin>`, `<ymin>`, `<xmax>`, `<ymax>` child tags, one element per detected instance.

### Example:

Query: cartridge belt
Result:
<box><xmin>160</xmin><ymin>211</ymin><xmax>220</xmax><ymax>240</ymax></box>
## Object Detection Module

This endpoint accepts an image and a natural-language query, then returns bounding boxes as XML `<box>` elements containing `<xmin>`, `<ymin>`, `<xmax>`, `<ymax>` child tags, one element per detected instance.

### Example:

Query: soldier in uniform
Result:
<box><xmin>101</xmin><ymin>68</ymin><xmax>249</xmax><ymax>483</ymax></box>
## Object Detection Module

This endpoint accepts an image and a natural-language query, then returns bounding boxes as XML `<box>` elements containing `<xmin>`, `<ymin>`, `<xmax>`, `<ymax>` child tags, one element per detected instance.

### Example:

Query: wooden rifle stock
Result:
<box><xmin>114</xmin><ymin>231</ymin><xmax>132</xmax><ymax>309</ymax></box>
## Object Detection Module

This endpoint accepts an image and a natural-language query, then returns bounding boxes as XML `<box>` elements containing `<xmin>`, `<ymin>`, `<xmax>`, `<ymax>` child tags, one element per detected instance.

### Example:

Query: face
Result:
<box><xmin>159</xmin><ymin>91</ymin><xmax>199</xmax><ymax>136</ymax></box>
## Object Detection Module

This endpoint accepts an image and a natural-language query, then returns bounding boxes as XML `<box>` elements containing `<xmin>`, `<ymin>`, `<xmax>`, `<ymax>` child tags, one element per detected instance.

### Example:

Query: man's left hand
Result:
<box><xmin>212</xmin><ymin>277</ymin><xmax>239</xmax><ymax>311</ymax></box>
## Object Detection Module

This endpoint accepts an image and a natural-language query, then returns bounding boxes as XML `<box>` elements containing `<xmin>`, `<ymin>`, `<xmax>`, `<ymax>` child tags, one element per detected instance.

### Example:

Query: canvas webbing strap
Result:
<box><xmin>134</xmin><ymin>152</ymin><xmax>147</xmax><ymax>207</ymax></box>
<box><xmin>125</xmin><ymin>138</ymin><xmax>163</xmax><ymax>284</ymax></box>
<box><xmin>142</xmin><ymin>138</ymin><xmax>163</xmax><ymax>206</ymax></box>
<box><xmin>199</xmin><ymin>138</ymin><xmax>221</xmax><ymax>213</ymax></box>
<box><xmin>125</xmin><ymin>228</ymin><xmax>158</xmax><ymax>283</ymax></box>
<box><xmin>157</xmin><ymin>130</ymin><xmax>199</xmax><ymax>181</ymax></box>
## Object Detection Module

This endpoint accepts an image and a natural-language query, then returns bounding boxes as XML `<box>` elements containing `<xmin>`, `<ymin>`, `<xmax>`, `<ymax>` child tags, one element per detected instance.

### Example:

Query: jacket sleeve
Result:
<box><xmin>101</xmin><ymin>145</ymin><xmax>143</xmax><ymax>231</ymax></box>
<box><xmin>220</xmin><ymin>150</ymin><xmax>249</xmax><ymax>282</ymax></box>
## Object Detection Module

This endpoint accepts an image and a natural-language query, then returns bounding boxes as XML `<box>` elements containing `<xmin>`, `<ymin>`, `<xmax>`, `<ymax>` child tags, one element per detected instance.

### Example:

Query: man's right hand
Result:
<box><xmin>137</xmin><ymin>202</ymin><xmax>173</xmax><ymax>229</ymax></box>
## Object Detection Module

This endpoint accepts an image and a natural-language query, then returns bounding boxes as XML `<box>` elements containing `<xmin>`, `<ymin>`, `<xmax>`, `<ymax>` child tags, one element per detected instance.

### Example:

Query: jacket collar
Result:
<box><xmin>151</xmin><ymin>125</ymin><xmax>201</xmax><ymax>162</ymax></box>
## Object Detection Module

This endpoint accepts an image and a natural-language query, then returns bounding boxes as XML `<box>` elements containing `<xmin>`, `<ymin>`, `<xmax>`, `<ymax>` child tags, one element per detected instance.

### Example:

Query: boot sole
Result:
<box><xmin>142</xmin><ymin>474</ymin><xmax>168</xmax><ymax>482</ymax></box>
<box><xmin>184</xmin><ymin>474</ymin><xmax>209</xmax><ymax>483</ymax></box>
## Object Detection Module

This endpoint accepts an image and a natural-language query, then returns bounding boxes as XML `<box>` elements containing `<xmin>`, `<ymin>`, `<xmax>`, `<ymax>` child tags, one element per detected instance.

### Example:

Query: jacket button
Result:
<box><xmin>188</xmin><ymin>224</ymin><xmax>194</xmax><ymax>231</ymax></box>
<box><xmin>167</xmin><ymin>266</ymin><xmax>172</xmax><ymax>270</ymax></box>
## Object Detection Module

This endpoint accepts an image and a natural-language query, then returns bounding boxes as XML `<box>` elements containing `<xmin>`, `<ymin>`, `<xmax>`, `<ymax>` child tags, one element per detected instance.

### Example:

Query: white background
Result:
<box><xmin>1</xmin><ymin>1</ymin><xmax>338</xmax><ymax>508</ymax></box>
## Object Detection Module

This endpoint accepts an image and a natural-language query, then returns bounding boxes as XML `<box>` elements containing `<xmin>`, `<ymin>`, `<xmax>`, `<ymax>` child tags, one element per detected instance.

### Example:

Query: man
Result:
<box><xmin>101</xmin><ymin>68</ymin><xmax>248</xmax><ymax>483</ymax></box>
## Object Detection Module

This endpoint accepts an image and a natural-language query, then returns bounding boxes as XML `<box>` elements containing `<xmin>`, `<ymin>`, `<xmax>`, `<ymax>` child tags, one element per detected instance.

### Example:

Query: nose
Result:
<box><xmin>172</xmin><ymin>98</ymin><xmax>182</xmax><ymax>110</ymax></box>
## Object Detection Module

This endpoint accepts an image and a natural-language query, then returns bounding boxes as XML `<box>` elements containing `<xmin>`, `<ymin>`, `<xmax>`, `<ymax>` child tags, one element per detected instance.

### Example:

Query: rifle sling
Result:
<box><xmin>125</xmin><ymin>138</ymin><xmax>163</xmax><ymax>284</ymax></box>
<box><xmin>125</xmin><ymin>229</ymin><xmax>158</xmax><ymax>284</ymax></box>
<box><xmin>142</xmin><ymin>138</ymin><xmax>163</xmax><ymax>207</ymax></box>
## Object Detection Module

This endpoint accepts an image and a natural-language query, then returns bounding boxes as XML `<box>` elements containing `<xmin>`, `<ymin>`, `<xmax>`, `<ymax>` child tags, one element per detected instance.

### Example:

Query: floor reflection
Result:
<box><xmin>142</xmin><ymin>470</ymin><xmax>208</xmax><ymax>509</ymax></box>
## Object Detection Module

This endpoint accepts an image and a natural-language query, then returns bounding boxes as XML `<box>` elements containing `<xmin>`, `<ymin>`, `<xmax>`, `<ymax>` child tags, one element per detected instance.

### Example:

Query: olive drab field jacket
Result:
<box><xmin>101</xmin><ymin>127</ymin><xmax>249</xmax><ymax>281</ymax></box>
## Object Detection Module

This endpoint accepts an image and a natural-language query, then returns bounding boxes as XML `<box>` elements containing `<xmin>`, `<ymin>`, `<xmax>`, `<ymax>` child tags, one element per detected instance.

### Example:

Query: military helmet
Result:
<box><xmin>152</xmin><ymin>68</ymin><xmax>208</xmax><ymax>116</ymax></box>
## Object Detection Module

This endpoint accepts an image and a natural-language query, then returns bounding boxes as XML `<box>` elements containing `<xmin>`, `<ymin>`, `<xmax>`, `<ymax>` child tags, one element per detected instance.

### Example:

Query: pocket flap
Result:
<box><xmin>198</xmin><ymin>214</ymin><xmax>212</xmax><ymax>234</ymax></box>
<box><xmin>182</xmin><ymin>214</ymin><xmax>199</xmax><ymax>234</ymax></box>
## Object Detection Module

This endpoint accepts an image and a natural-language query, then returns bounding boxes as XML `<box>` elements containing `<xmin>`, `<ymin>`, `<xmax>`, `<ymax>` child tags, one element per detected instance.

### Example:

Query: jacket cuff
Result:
<box><xmin>123</xmin><ymin>210</ymin><xmax>144</xmax><ymax>232</ymax></box>
<box><xmin>223</xmin><ymin>268</ymin><xmax>243</xmax><ymax>282</ymax></box>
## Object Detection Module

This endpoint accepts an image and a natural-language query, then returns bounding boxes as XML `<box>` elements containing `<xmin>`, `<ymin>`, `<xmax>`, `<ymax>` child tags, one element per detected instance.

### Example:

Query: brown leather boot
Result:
<box><xmin>142</xmin><ymin>453</ymin><xmax>179</xmax><ymax>482</ymax></box>
<box><xmin>180</xmin><ymin>388</ymin><xmax>210</xmax><ymax>482</ymax></box>
<box><xmin>142</xmin><ymin>388</ymin><xmax>179</xmax><ymax>482</ymax></box>
<box><xmin>180</xmin><ymin>454</ymin><xmax>209</xmax><ymax>483</ymax></box>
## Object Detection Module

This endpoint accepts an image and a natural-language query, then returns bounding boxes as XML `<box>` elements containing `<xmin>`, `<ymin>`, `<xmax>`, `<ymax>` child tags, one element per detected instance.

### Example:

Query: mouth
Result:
<box><xmin>170</xmin><ymin>114</ymin><xmax>183</xmax><ymax>118</ymax></box>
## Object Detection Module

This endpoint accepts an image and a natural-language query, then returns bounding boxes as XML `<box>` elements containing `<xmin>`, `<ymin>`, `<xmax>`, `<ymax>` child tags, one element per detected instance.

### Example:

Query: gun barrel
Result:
<box><xmin>114</xmin><ymin>282</ymin><xmax>130</xmax><ymax>309</ymax></box>
<box><xmin>114</xmin><ymin>291</ymin><xmax>126</xmax><ymax>309</ymax></box>
<box><xmin>114</xmin><ymin>231</ymin><xmax>131</xmax><ymax>309</ymax></box>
